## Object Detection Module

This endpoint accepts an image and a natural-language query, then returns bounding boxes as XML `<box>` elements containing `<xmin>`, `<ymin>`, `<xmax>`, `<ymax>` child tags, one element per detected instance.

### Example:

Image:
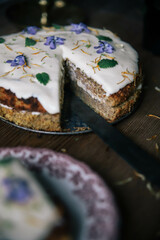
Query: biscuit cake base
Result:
<box><xmin>0</xmin><ymin>105</ymin><xmax>61</xmax><ymax>131</ymax></box>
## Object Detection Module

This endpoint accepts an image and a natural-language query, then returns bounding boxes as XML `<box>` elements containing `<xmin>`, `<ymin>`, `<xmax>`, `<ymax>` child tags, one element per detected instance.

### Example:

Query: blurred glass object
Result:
<box><xmin>54</xmin><ymin>0</ymin><xmax>66</xmax><ymax>8</ymax></box>
<box><xmin>47</xmin><ymin>0</ymin><xmax>86</xmax><ymax>25</ymax></box>
<box><xmin>39</xmin><ymin>0</ymin><xmax>48</xmax><ymax>26</ymax></box>
<box><xmin>6</xmin><ymin>0</ymin><xmax>86</xmax><ymax>29</ymax></box>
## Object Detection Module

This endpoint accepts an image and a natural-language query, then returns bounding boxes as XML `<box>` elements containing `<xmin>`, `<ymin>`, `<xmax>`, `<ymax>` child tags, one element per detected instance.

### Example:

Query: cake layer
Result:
<box><xmin>0</xmin><ymin>104</ymin><xmax>61</xmax><ymax>131</ymax></box>
<box><xmin>70</xmin><ymin>77</ymin><xmax>141</xmax><ymax>122</ymax></box>
<box><xmin>0</xmin><ymin>87</ymin><xmax>46</xmax><ymax>112</ymax></box>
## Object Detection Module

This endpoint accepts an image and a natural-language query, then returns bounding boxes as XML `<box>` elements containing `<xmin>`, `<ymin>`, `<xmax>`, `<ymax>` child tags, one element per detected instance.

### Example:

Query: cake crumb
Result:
<box><xmin>146</xmin><ymin>135</ymin><xmax>157</xmax><ymax>141</ymax></box>
<box><xmin>134</xmin><ymin>171</ymin><xmax>146</xmax><ymax>181</ymax></box>
<box><xmin>61</xmin><ymin>148</ymin><xmax>67</xmax><ymax>153</ymax></box>
<box><xmin>115</xmin><ymin>177</ymin><xmax>133</xmax><ymax>186</ymax></box>
<box><xmin>155</xmin><ymin>86</ymin><xmax>160</xmax><ymax>92</ymax></box>
<box><xmin>147</xmin><ymin>114</ymin><xmax>160</xmax><ymax>120</ymax></box>
<box><xmin>155</xmin><ymin>143</ymin><xmax>159</xmax><ymax>152</ymax></box>
<box><xmin>146</xmin><ymin>182</ymin><xmax>160</xmax><ymax>199</ymax></box>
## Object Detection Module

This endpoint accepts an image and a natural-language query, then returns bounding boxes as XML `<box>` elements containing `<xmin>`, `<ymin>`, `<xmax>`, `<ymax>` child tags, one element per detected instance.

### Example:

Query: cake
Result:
<box><xmin>0</xmin><ymin>23</ymin><xmax>142</xmax><ymax>131</ymax></box>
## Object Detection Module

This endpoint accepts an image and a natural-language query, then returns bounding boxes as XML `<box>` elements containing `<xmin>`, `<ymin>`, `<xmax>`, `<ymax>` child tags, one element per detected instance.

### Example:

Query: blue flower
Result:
<box><xmin>94</xmin><ymin>40</ymin><xmax>115</xmax><ymax>54</ymax></box>
<box><xmin>44</xmin><ymin>36</ymin><xmax>65</xmax><ymax>49</ymax></box>
<box><xmin>6</xmin><ymin>55</ymin><xmax>27</xmax><ymax>67</ymax></box>
<box><xmin>2</xmin><ymin>177</ymin><xmax>33</xmax><ymax>203</ymax></box>
<box><xmin>22</xmin><ymin>26</ymin><xmax>39</xmax><ymax>35</ymax></box>
<box><xmin>70</xmin><ymin>23</ymin><xmax>91</xmax><ymax>34</ymax></box>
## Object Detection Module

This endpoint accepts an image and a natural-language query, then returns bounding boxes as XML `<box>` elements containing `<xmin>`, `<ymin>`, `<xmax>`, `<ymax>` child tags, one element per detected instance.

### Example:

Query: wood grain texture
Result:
<box><xmin>0</xmin><ymin>3</ymin><xmax>160</xmax><ymax>240</ymax></box>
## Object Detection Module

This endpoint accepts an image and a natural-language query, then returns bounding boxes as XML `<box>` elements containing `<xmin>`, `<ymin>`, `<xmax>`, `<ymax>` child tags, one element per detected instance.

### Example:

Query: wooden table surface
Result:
<box><xmin>0</xmin><ymin>2</ymin><xmax>160</xmax><ymax>240</ymax></box>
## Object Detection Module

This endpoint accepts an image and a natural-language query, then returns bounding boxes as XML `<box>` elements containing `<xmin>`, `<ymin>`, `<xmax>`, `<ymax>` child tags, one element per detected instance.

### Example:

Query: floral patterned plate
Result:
<box><xmin>0</xmin><ymin>147</ymin><xmax>119</xmax><ymax>240</ymax></box>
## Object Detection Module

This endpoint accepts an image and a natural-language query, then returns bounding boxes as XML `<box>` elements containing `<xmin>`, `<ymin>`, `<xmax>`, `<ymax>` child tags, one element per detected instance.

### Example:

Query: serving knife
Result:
<box><xmin>71</xmin><ymin>93</ymin><xmax>160</xmax><ymax>187</ymax></box>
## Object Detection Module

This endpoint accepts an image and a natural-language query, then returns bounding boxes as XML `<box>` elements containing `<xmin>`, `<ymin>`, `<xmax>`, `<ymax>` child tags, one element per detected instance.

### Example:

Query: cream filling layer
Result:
<box><xmin>0</xmin><ymin>103</ymin><xmax>41</xmax><ymax>115</ymax></box>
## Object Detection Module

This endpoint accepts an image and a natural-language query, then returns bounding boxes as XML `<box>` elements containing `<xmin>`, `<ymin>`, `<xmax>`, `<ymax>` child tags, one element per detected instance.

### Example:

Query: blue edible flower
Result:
<box><xmin>94</xmin><ymin>40</ymin><xmax>114</xmax><ymax>54</ymax></box>
<box><xmin>23</xmin><ymin>26</ymin><xmax>39</xmax><ymax>35</ymax></box>
<box><xmin>2</xmin><ymin>177</ymin><xmax>33</xmax><ymax>203</ymax></box>
<box><xmin>44</xmin><ymin>36</ymin><xmax>65</xmax><ymax>49</ymax></box>
<box><xmin>70</xmin><ymin>23</ymin><xmax>91</xmax><ymax>34</ymax></box>
<box><xmin>6</xmin><ymin>55</ymin><xmax>26</xmax><ymax>67</ymax></box>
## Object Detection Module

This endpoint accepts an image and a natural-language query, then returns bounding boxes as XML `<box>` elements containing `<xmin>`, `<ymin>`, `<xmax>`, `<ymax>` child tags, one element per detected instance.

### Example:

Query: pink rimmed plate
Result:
<box><xmin>0</xmin><ymin>147</ymin><xmax>119</xmax><ymax>240</ymax></box>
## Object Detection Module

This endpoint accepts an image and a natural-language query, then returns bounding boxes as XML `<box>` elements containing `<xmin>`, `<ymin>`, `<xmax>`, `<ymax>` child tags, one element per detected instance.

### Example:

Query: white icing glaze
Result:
<box><xmin>0</xmin><ymin>159</ymin><xmax>60</xmax><ymax>240</ymax></box>
<box><xmin>0</xmin><ymin>102</ymin><xmax>12</xmax><ymax>110</ymax></box>
<box><xmin>0</xmin><ymin>26</ymin><xmax>139</xmax><ymax>114</ymax></box>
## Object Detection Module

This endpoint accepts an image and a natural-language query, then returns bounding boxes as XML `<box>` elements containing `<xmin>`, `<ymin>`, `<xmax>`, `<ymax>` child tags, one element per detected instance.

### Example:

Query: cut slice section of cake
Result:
<box><xmin>65</xmin><ymin>59</ymin><xmax>142</xmax><ymax>122</ymax></box>
<box><xmin>0</xmin><ymin>31</ymin><xmax>65</xmax><ymax>131</ymax></box>
<box><xmin>62</xmin><ymin>24</ymin><xmax>142</xmax><ymax>122</ymax></box>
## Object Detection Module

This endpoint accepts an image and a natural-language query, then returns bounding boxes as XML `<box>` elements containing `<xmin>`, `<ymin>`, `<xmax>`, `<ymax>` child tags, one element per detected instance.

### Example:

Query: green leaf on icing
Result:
<box><xmin>25</xmin><ymin>37</ymin><xmax>37</xmax><ymax>47</ymax></box>
<box><xmin>96</xmin><ymin>35</ymin><xmax>112</xmax><ymax>42</ymax></box>
<box><xmin>86</xmin><ymin>44</ymin><xmax>91</xmax><ymax>48</ymax></box>
<box><xmin>36</xmin><ymin>72</ymin><xmax>50</xmax><ymax>85</ymax></box>
<box><xmin>98</xmin><ymin>59</ymin><xmax>118</xmax><ymax>68</ymax></box>
<box><xmin>0</xmin><ymin>38</ymin><xmax>5</xmax><ymax>44</ymax></box>
<box><xmin>52</xmin><ymin>24</ymin><xmax>63</xmax><ymax>29</ymax></box>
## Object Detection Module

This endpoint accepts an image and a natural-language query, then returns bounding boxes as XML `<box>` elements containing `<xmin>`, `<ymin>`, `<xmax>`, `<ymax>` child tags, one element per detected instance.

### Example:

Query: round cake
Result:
<box><xmin>0</xmin><ymin>23</ymin><xmax>142</xmax><ymax>131</ymax></box>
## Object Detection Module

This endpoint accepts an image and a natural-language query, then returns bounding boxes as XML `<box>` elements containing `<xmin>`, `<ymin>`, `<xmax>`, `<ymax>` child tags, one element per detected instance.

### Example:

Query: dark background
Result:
<box><xmin>0</xmin><ymin>0</ymin><xmax>159</xmax><ymax>54</ymax></box>
<box><xmin>0</xmin><ymin>1</ymin><xmax>160</xmax><ymax>240</ymax></box>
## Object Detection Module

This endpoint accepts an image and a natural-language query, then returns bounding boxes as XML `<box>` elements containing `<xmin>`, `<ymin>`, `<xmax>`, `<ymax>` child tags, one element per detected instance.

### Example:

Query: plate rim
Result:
<box><xmin>0</xmin><ymin>147</ymin><xmax>120</xmax><ymax>240</ymax></box>
<box><xmin>0</xmin><ymin>116</ymin><xmax>92</xmax><ymax>135</ymax></box>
